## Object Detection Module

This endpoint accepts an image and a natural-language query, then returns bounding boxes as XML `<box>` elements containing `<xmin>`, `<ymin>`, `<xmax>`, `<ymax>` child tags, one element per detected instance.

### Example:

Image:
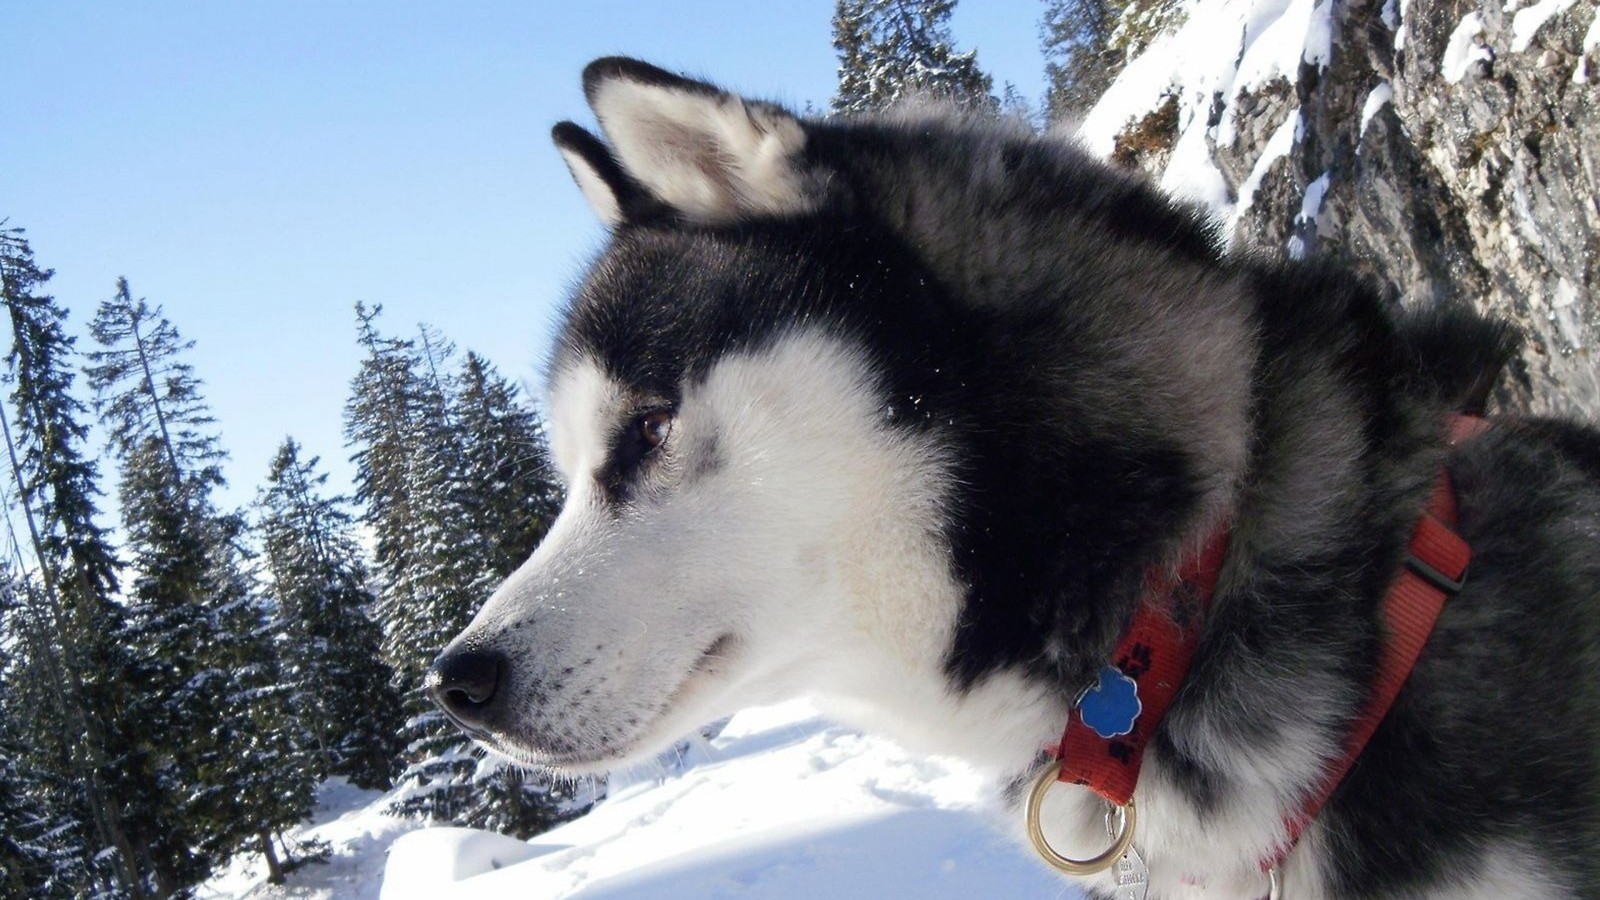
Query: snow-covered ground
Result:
<box><xmin>201</xmin><ymin>701</ymin><xmax>1076</xmax><ymax>900</ymax></box>
<box><xmin>198</xmin><ymin>778</ymin><xmax>426</xmax><ymax>900</ymax></box>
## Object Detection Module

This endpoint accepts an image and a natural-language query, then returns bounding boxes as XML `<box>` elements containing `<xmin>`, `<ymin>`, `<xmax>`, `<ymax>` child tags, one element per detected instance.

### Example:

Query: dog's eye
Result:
<box><xmin>637</xmin><ymin>410</ymin><xmax>672</xmax><ymax>451</ymax></box>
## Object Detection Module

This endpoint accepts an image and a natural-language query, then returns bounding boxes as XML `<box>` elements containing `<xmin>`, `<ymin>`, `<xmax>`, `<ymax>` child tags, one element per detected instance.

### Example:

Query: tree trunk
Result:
<box><xmin>123</xmin><ymin>292</ymin><xmax>183</xmax><ymax>478</ymax></box>
<box><xmin>259</xmin><ymin>830</ymin><xmax>285</xmax><ymax>885</ymax></box>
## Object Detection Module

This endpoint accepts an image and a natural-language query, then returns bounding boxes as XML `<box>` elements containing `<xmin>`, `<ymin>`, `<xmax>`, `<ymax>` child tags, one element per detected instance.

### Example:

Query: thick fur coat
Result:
<box><xmin>429</xmin><ymin>58</ymin><xmax>1600</xmax><ymax>899</ymax></box>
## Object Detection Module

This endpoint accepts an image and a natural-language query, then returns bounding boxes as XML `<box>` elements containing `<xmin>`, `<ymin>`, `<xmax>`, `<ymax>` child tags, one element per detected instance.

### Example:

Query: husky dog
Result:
<box><xmin>429</xmin><ymin>58</ymin><xmax>1600</xmax><ymax>898</ymax></box>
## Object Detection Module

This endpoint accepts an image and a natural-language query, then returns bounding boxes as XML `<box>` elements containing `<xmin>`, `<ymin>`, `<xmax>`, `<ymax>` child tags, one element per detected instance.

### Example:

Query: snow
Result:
<box><xmin>1302</xmin><ymin>0</ymin><xmax>1337</xmax><ymax>66</ymax></box>
<box><xmin>200</xmin><ymin>703</ymin><xmax>1071</xmax><ymax>900</ymax></box>
<box><xmin>1286</xmin><ymin>171</ymin><xmax>1331</xmax><ymax>258</ymax></box>
<box><xmin>1511</xmin><ymin>0</ymin><xmax>1578</xmax><ymax>51</ymax></box>
<box><xmin>1227</xmin><ymin>110</ymin><xmax>1303</xmax><ymax>235</ymax></box>
<box><xmin>1233</xmin><ymin>0</ymin><xmax>1334</xmax><ymax>94</ymax></box>
<box><xmin>1077</xmin><ymin>0</ymin><xmax>1340</xmax><ymax>228</ymax></box>
<box><xmin>1359</xmin><ymin>81</ymin><xmax>1394</xmax><ymax>138</ymax></box>
<box><xmin>199</xmin><ymin>778</ymin><xmax>429</xmax><ymax>900</ymax></box>
<box><xmin>382</xmin><ymin>701</ymin><xmax>1068</xmax><ymax>899</ymax></box>
<box><xmin>1579</xmin><ymin>15</ymin><xmax>1600</xmax><ymax>82</ymax></box>
<box><xmin>1550</xmin><ymin>279</ymin><xmax>1587</xmax><ymax>353</ymax></box>
<box><xmin>1443</xmin><ymin>12</ymin><xmax>1495</xmax><ymax>83</ymax></box>
<box><xmin>380</xmin><ymin>829</ymin><xmax>548</xmax><ymax>893</ymax></box>
<box><xmin>1162</xmin><ymin>117</ymin><xmax>1235</xmax><ymax>209</ymax></box>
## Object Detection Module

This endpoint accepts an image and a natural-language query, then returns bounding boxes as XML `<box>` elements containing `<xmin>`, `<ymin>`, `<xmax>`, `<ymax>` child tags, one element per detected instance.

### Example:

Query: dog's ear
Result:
<box><xmin>552</xmin><ymin>121</ymin><xmax>665</xmax><ymax>227</ymax></box>
<box><xmin>579</xmin><ymin>57</ymin><xmax>822</xmax><ymax>224</ymax></box>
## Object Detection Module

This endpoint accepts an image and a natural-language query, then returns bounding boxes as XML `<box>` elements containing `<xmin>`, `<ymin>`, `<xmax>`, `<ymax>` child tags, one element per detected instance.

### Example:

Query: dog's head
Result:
<box><xmin>426</xmin><ymin>59</ymin><xmax>975</xmax><ymax>773</ymax></box>
<box><xmin>428</xmin><ymin>58</ymin><xmax>1248</xmax><ymax>775</ymax></box>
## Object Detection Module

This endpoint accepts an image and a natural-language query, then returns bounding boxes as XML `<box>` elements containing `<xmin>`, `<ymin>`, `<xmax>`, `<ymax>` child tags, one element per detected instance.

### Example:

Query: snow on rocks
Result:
<box><xmin>1232</xmin><ymin>0</ymin><xmax>1334</xmax><ymax>98</ymax></box>
<box><xmin>1079</xmin><ymin>0</ymin><xmax>1600</xmax><ymax>419</ymax></box>
<box><xmin>1359</xmin><ymin>82</ymin><xmax>1395</xmax><ymax>139</ymax></box>
<box><xmin>1443</xmin><ymin>12</ymin><xmax>1495</xmax><ymax>82</ymax></box>
<box><xmin>1287</xmin><ymin>171</ymin><xmax>1332</xmax><ymax>258</ymax></box>
<box><xmin>1394</xmin><ymin>0</ymin><xmax>1414</xmax><ymax>48</ymax></box>
<box><xmin>1510</xmin><ymin>0</ymin><xmax>1579</xmax><ymax>50</ymax></box>
<box><xmin>1575</xmin><ymin>12</ymin><xmax>1600</xmax><ymax>82</ymax></box>
<box><xmin>1077</xmin><ymin>0</ymin><xmax>1340</xmax><ymax>225</ymax></box>
<box><xmin>1226</xmin><ymin>110</ymin><xmax>1302</xmax><ymax>235</ymax></box>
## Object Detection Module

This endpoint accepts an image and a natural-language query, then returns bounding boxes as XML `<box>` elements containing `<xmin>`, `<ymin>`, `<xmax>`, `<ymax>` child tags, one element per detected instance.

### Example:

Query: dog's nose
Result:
<box><xmin>426</xmin><ymin>649</ymin><xmax>504</xmax><ymax>731</ymax></box>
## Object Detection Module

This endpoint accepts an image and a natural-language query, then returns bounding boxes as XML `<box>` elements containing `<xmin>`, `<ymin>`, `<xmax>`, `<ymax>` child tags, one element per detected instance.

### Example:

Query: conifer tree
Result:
<box><xmin>1</xmin><ymin>225</ymin><xmax>159</xmax><ymax>898</ymax></box>
<box><xmin>347</xmin><ymin>305</ymin><xmax>482</xmax><ymax>822</ymax></box>
<box><xmin>0</xmin><ymin>734</ymin><xmax>53</xmax><ymax>897</ymax></box>
<box><xmin>1041</xmin><ymin>0</ymin><xmax>1124</xmax><ymax>122</ymax></box>
<box><xmin>257</xmin><ymin>437</ymin><xmax>403</xmax><ymax>790</ymax></box>
<box><xmin>453</xmin><ymin>351</ymin><xmax>562</xmax><ymax>580</ymax></box>
<box><xmin>345</xmin><ymin>306</ymin><xmax>575</xmax><ymax>837</ymax></box>
<box><xmin>418</xmin><ymin>349</ymin><xmax>570</xmax><ymax>838</ymax></box>
<box><xmin>198</xmin><ymin>506</ymin><xmax>314</xmax><ymax>885</ymax></box>
<box><xmin>85</xmin><ymin>279</ymin><xmax>219</xmax><ymax>479</ymax></box>
<box><xmin>0</xmin><ymin>567</ymin><xmax>90</xmax><ymax>899</ymax></box>
<box><xmin>347</xmin><ymin>304</ymin><xmax>443</xmax><ymax>681</ymax></box>
<box><xmin>832</xmin><ymin>0</ymin><xmax>997</xmax><ymax>114</ymax></box>
<box><xmin>87</xmin><ymin>278</ymin><xmax>313</xmax><ymax>886</ymax></box>
<box><xmin>0</xmin><ymin>723</ymin><xmax>72</xmax><ymax>897</ymax></box>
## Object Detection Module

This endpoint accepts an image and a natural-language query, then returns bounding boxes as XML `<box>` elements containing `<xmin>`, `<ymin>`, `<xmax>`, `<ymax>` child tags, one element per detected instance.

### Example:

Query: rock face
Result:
<box><xmin>1087</xmin><ymin>0</ymin><xmax>1599</xmax><ymax>418</ymax></box>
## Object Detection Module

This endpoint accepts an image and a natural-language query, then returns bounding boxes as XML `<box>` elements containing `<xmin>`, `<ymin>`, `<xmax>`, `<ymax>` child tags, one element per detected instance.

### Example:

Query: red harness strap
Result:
<box><xmin>1267</xmin><ymin>414</ymin><xmax>1485</xmax><ymax>863</ymax></box>
<box><xmin>1052</xmin><ymin>416</ymin><xmax>1485</xmax><ymax>866</ymax></box>
<box><xmin>1267</xmin><ymin>468</ymin><xmax>1470</xmax><ymax>864</ymax></box>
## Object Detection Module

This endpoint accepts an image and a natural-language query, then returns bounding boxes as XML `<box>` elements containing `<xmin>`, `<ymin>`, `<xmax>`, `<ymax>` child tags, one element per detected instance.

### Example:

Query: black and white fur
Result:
<box><xmin>430</xmin><ymin>58</ymin><xmax>1600</xmax><ymax>899</ymax></box>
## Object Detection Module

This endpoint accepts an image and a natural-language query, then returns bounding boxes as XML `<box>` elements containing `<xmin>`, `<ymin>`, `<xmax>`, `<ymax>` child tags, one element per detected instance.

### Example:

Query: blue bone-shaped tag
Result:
<box><xmin>1078</xmin><ymin>665</ymin><xmax>1143</xmax><ymax>739</ymax></box>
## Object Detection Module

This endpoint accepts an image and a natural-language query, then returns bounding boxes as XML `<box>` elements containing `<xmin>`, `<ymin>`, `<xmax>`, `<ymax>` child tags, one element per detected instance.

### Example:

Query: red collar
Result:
<box><xmin>1053</xmin><ymin>522</ymin><xmax>1230</xmax><ymax>806</ymax></box>
<box><xmin>1048</xmin><ymin>415</ymin><xmax>1484</xmax><ymax>869</ymax></box>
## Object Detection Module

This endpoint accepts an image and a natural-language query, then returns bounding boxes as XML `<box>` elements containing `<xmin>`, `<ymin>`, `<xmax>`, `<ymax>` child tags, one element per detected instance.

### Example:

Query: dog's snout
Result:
<box><xmin>426</xmin><ymin>648</ymin><xmax>505</xmax><ymax>731</ymax></box>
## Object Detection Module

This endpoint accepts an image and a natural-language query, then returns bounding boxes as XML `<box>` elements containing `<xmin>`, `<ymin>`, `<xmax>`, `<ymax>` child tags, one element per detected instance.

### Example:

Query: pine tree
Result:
<box><xmin>86</xmin><ymin>278</ymin><xmax>314</xmax><ymax>887</ymax></box>
<box><xmin>832</xmin><ymin>0</ymin><xmax>998</xmax><ymax>114</ymax></box>
<box><xmin>0</xmin><ymin>733</ymin><xmax>54</xmax><ymax>897</ymax></box>
<box><xmin>452</xmin><ymin>351</ymin><xmax>561</xmax><ymax>581</ymax></box>
<box><xmin>999</xmin><ymin>81</ymin><xmax>1039</xmax><ymax>125</ymax></box>
<box><xmin>198</xmin><ymin>507</ymin><xmax>314</xmax><ymax>885</ymax></box>
<box><xmin>257</xmin><ymin>437</ymin><xmax>402</xmax><ymax>790</ymax></box>
<box><xmin>85</xmin><ymin>279</ymin><xmax>219</xmax><ymax>481</ymax></box>
<box><xmin>1</xmin><ymin>224</ymin><xmax>158</xmax><ymax>898</ymax></box>
<box><xmin>0</xmin><ymin>567</ymin><xmax>92</xmax><ymax>899</ymax></box>
<box><xmin>347</xmin><ymin>305</ymin><xmax>483</xmax><ymax>824</ymax></box>
<box><xmin>0</xmin><ymin>729</ymin><xmax>71</xmax><ymax>897</ymax></box>
<box><xmin>346</xmin><ymin>304</ymin><xmax>445</xmax><ymax>683</ymax></box>
<box><xmin>1041</xmin><ymin>0</ymin><xmax>1124</xmax><ymax>123</ymax></box>
<box><xmin>345</xmin><ymin>306</ymin><xmax>576</xmax><ymax>837</ymax></box>
<box><xmin>431</xmin><ymin>350</ymin><xmax>570</xmax><ymax>838</ymax></box>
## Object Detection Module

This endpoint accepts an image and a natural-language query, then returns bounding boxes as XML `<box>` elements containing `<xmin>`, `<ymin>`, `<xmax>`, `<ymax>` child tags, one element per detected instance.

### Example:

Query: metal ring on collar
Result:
<box><xmin>1024</xmin><ymin>759</ymin><xmax>1137</xmax><ymax>875</ymax></box>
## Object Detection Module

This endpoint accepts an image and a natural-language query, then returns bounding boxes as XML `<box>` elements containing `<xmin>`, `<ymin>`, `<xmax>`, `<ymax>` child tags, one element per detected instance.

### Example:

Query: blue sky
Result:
<box><xmin>1</xmin><ymin>1</ymin><xmax>1047</xmax><ymax>513</ymax></box>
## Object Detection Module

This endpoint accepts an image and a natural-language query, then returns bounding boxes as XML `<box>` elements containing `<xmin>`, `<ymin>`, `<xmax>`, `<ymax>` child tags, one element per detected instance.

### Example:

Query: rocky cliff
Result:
<box><xmin>1078</xmin><ymin>0</ymin><xmax>1599</xmax><ymax>418</ymax></box>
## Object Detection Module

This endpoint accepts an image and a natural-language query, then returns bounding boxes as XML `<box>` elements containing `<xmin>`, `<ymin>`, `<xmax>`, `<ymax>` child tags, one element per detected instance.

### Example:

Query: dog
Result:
<box><xmin>427</xmin><ymin>57</ymin><xmax>1600</xmax><ymax>898</ymax></box>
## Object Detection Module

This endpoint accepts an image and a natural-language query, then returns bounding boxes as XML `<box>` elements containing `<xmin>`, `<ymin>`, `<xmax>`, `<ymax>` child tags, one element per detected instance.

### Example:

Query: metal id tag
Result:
<box><xmin>1106</xmin><ymin>807</ymin><xmax>1150</xmax><ymax>900</ymax></box>
<box><xmin>1111</xmin><ymin>844</ymin><xmax>1150</xmax><ymax>900</ymax></box>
